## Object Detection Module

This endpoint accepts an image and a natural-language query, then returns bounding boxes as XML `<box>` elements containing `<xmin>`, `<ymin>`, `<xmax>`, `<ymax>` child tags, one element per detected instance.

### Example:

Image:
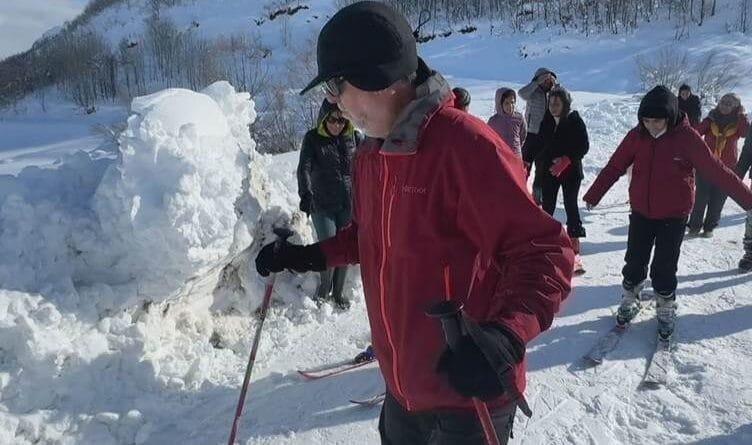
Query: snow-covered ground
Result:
<box><xmin>2</xmin><ymin>1</ymin><xmax>752</xmax><ymax>444</ymax></box>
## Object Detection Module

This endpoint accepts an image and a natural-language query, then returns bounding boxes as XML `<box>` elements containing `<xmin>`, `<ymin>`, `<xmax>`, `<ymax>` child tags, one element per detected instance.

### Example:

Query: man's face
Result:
<box><xmin>326</xmin><ymin>80</ymin><xmax>394</xmax><ymax>138</ymax></box>
<box><xmin>679</xmin><ymin>90</ymin><xmax>690</xmax><ymax>100</ymax></box>
<box><xmin>539</xmin><ymin>73</ymin><xmax>556</xmax><ymax>91</ymax></box>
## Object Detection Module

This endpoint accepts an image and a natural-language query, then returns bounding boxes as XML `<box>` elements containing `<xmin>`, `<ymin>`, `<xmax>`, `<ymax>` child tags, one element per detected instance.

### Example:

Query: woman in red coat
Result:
<box><xmin>687</xmin><ymin>93</ymin><xmax>749</xmax><ymax>237</ymax></box>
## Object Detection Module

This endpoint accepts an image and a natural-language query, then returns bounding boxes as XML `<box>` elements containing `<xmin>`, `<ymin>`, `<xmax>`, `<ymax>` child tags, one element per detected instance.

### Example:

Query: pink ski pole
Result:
<box><xmin>227</xmin><ymin>228</ymin><xmax>293</xmax><ymax>445</ymax></box>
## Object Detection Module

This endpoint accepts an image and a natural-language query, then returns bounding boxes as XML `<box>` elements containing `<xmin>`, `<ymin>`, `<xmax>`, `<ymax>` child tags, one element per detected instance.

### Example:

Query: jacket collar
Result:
<box><xmin>380</xmin><ymin>58</ymin><xmax>453</xmax><ymax>155</ymax></box>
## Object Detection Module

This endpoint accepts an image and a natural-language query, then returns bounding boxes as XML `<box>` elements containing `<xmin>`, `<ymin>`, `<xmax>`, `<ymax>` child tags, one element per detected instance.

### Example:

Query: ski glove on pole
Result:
<box><xmin>255</xmin><ymin>240</ymin><xmax>326</xmax><ymax>276</ymax></box>
<box><xmin>437</xmin><ymin>324</ymin><xmax>524</xmax><ymax>401</ymax></box>
<box><xmin>549</xmin><ymin>156</ymin><xmax>572</xmax><ymax>178</ymax></box>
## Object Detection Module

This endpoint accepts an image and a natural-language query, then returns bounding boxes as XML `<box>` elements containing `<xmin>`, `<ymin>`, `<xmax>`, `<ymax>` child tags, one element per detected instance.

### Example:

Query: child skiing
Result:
<box><xmin>583</xmin><ymin>86</ymin><xmax>752</xmax><ymax>340</ymax></box>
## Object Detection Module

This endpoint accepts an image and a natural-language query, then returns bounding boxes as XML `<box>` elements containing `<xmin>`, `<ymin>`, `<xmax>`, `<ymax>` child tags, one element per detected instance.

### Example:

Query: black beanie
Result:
<box><xmin>300</xmin><ymin>1</ymin><xmax>418</xmax><ymax>95</ymax></box>
<box><xmin>638</xmin><ymin>86</ymin><xmax>679</xmax><ymax>126</ymax></box>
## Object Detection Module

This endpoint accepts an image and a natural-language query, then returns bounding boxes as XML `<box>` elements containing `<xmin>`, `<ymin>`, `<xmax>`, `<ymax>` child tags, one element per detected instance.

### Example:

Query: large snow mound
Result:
<box><xmin>0</xmin><ymin>81</ymin><xmax>261</xmax><ymax>314</ymax></box>
<box><xmin>0</xmin><ymin>80</ymin><xmax>322</xmax><ymax>445</ymax></box>
<box><xmin>92</xmin><ymin>81</ymin><xmax>257</xmax><ymax>301</ymax></box>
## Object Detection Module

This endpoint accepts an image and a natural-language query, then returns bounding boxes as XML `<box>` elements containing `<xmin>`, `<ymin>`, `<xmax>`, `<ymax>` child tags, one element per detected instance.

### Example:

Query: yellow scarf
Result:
<box><xmin>710</xmin><ymin>122</ymin><xmax>738</xmax><ymax>157</ymax></box>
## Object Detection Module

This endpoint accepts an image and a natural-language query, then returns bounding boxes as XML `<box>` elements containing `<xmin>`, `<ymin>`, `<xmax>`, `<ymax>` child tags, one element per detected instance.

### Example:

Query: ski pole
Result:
<box><xmin>427</xmin><ymin>300</ymin><xmax>501</xmax><ymax>445</ymax></box>
<box><xmin>227</xmin><ymin>227</ymin><xmax>294</xmax><ymax>445</ymax></box>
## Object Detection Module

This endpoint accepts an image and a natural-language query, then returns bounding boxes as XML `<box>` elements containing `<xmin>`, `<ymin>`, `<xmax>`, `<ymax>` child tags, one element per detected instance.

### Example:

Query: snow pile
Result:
<box><xmin>91</xmin><ymin>81</ymin><xmax>257</xmax><ymax>301</ymax></box>
<box><xmin>0</xmin><ymin>81</ymin><xmax>319</xmax><ymax>445</ymax></box>
<box><xmin>0</xmin><ymin>81</ymin><xmax>263</xmax><ymax>315</ymax></box>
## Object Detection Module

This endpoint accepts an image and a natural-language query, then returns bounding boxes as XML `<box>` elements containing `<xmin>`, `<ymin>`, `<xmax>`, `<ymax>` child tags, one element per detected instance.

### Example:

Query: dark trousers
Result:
<box><xmin>379</xmin><ymin>393</ymin><xmax>516</xmax><ymax>445</ymax></box>
<box><xmin>688</xmin><ymin>175</ymin><xmax>728</xmax><ymax>232</ymax></box>
<box><xmin>521</xmin><ymin>132</ymin><xmax>544</xmax><ymax>203</ymax></box>
<box><xmin>622</xmin><ymin>212</ymin><xmax>687</xmax><ymax>295</ymax></box>
<box><xmin>311</xmin><ymin>208</ymin><xmax>351</xmax><ymax>301</ymax></box>
<box><xmin>541</xmin><ymin>174</ymin><xmax>585</xmax><ymax>238</ymax></box>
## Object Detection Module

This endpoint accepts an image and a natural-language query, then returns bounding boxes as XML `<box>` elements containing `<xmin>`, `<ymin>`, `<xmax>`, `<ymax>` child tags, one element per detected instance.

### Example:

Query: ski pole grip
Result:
<box><xmin>272</xmin><ymin>227</ymin><xmax>294</xmax><ymax>252</ymax></box>
<box><xmin>426</xmin><ymin>300</ymin><xmax>465</xmax><ymax>351</ymax></box>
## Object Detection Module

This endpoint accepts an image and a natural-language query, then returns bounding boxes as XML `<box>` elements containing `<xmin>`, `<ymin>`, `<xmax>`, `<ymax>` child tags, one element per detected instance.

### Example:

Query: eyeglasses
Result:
<box><xmin>326</xmin><ymin>116</ymin><xmax>347</xmax><ymax>125</ymax></box>
<box><xmin>322</xmin><ymin>76</ymin><xmax>346</xmax><ymax>97</ymax></box>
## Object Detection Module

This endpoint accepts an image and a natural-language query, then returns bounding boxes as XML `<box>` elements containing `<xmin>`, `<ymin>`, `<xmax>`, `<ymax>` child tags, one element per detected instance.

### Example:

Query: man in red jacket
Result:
<box><xmin>256</xmin><ymin>2</ymin><xmax>574</xmax><ymax>443</ymax></box>
<box><xmin>583</xmin><ymin>85</ymin><xmax>752</xmax><ymax>340</ymax></box>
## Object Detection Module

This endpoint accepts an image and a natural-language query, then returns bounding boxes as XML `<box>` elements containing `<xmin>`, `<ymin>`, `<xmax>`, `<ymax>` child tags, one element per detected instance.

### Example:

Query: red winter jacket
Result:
<box><xmin>583</xmin><ymin>116</ymin><xmax>752</xmax><ymax>219</ymax></box>
<box><xmin>696</xmin><ymin>113</ymin><xmax>750</xmax><ymax>169</ymax></box>
<box><xmin>321</xmin><ymin>61</ymin><xmax>574</xmax><ymax>413</ymax></box>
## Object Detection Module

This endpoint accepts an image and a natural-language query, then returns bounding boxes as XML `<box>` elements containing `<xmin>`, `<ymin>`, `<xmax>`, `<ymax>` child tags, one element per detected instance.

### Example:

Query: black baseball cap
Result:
<box><xmin>299</xmin><ymin>1</ymin><xmax>418</xmax><ymax>95</ymax></box>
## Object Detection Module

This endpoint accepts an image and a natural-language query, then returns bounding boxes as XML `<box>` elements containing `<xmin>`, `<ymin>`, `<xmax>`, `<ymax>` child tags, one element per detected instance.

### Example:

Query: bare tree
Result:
<box><xmin>694</xmin><ymin>50</ymin><xmax>750</xmax><ymax>102</ymax></box>
<box><xmin>635</xmin><ymin>46</ymin><xmax>691</xmax><ymax>91</ymax></box>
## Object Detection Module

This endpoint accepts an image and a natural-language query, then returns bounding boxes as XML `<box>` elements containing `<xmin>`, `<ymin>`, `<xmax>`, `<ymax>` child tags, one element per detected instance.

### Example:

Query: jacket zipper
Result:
<box><xmin>378</xmin><ymin>155</ymin><xmax>408</xmax><ymax>408</ymax></box>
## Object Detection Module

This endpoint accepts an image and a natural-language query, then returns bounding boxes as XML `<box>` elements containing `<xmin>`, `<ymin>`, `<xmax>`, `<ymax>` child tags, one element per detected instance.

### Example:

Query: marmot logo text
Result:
<box><xmin>402</xmin><ymin>185</ymin><xmax>428</xmax><ymax>194</ymax></box>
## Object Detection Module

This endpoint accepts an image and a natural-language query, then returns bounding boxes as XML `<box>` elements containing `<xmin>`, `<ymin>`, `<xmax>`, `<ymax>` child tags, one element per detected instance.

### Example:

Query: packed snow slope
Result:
<box><xmin>2</xmin><ymin>1</ymin><xmax>752</xmax><ymax>445</ymax></box>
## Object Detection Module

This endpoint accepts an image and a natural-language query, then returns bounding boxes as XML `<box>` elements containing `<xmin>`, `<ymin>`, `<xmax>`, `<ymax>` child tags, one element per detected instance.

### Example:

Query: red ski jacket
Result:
<box><xmin>584</xmin><ymin>116</ymin><xmax>752</xmax><ymax>219</ymax></box>
<box><xmin>321</xmin><ymin>63</ymin><xmax>574</xmax><ymax>413</ymax></box>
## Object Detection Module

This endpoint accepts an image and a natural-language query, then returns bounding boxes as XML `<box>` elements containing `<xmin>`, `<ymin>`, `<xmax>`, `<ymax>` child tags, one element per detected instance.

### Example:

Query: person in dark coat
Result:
<box><xmin>296</xmin><ymin>99</ymin><xmax>359</xmax><ymax>309</ymax></box>
<box><xmin>584</xmin><ymin>86</ymin><xmax>752</xmax><ymax>340</ymax></box>
<box><xmin>533</xmin><ymin>86</ymin><xmax>589</xmax><ymax>268</ymax></box>
<box><xmin>452</xmin><ymin>87</ymin><xmax>471</xmax><ymax>111</ymax></box>
<box><xmin>735</xmin><ymin>121</ymin><xmax>752</xmax><ymax>271</ymax></box>
<box><xmin>678</xmin><ymin>84</ymin><xmax>702</xmax><ymax>126</ymax></box>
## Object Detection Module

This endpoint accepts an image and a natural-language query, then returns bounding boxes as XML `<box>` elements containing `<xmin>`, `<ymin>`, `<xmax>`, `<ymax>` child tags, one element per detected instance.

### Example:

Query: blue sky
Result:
<box><xmin>0</xmin><ymin>1</ymin><xmax>88</xmax><ymax>60</ymax></box>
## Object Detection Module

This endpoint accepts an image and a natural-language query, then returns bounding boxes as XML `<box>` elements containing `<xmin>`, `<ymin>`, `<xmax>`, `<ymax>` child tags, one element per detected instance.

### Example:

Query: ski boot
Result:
<box><xmin>616</xmin><ymin>280</ymin><xmax>644</xmax><ymax>326</ymax></box>
<box><xmin>655</xmin><ymin>292</ymin><xmax>677</xmax><ymax>341</ymax></box>
<box><xmin>570</xmin><ymin>236</ymin><xmax>585</xmax><ymax>275</ymax></box>
<box><xmin>354</xmin><ymin>345</ymin><xmax>376</xmax><ymax>364</ymax></box>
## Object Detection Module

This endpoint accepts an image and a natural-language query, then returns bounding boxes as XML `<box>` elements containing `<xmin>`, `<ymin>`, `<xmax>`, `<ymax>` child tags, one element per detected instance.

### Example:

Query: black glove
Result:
<box><xmin>437</xmin><ymin>325</ymin><xmax>524</xmax><ymax>400</ymax></box>
<box><xmin>254</xmin><ymin>240</ymin><xmax>326</xmax><ymax>276</ymax></box>
<box><xmin>299</xmin><ymin>195</ymin><xmax>312</xmax><ymax>216</ymax></box>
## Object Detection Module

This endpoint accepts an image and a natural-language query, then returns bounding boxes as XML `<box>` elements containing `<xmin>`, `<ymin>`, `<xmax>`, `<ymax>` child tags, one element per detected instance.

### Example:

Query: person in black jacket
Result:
<box><xmin>297</xmin><ymin>100</ymin><xmax>360</xmax><ymax>309</ymax></box>
<box><xmin>452</xmin><ymin>87</ymin><xmax>471</xmax><ymax>112</ymax></box>
<box><xmin>736</xmin><ymin>134</ymin><xmax>752</xmax><ymax>271</ymax></box>
<box><xmin>678</xmin><ymin>84</ymin><xmax>701</xmax><ymax>126</ymax></box>
<box><xmin>533</xmin><ymin>86</ymin><xmax>589</xmax><ymax>265</ymax></box>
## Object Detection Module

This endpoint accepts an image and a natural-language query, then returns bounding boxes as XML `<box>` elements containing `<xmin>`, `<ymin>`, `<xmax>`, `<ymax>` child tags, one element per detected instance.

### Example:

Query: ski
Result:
<box><xmin>297</xmin><ymin>357</ymin><xmax>376</xmax><ymax>380</ymax></box>
<box><xmin>350</xmin><ymin>392</ymin><xmax>386</xmax><ymax>407</ymax></box>
<box><xmin>584</xmin><ymin>298</ymin><xmax>653</xmax><ymax>365</ymax></box>
<box><xmin>642</xmin><ymin>337</ymin><xmax>672</xmax><ymax>386</ymax></box>
<box><xmin>583</xmin><ymin>324</ymin><xmax>630</xmax><ymax>365</ymax></box>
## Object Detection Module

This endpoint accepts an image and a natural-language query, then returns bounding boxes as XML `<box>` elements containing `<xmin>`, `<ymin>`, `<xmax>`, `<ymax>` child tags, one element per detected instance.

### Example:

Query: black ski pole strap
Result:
<box><xmin>461</xmin><ymin>313</ymin><xmax>533</xmax><ymax>418</ymax></box>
